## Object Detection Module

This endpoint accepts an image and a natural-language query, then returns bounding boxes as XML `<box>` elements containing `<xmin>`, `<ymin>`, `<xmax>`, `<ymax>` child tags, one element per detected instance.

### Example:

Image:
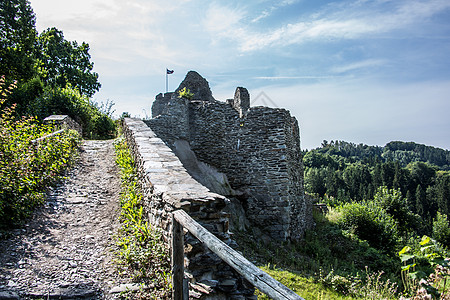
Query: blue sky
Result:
<box><xmin>29</xmin><ymin>0</ymin><xmax>450</xmax><ymax>150</ymax></box>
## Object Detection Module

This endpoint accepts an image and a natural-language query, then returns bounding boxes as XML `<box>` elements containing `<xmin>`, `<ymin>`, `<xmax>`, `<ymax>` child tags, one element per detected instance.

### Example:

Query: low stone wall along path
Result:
<box><xmin>0</xmin><ymin>140</ymin><xmax>132</xmax><ymax>299</ymax></box>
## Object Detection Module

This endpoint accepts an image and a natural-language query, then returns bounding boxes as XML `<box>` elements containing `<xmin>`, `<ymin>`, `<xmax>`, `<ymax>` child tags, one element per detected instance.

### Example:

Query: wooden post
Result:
<box><xmin>173</xmin><ymin>209</ymin><xmax>304</xmax><ymax>300</ymax></box>
<box><xmin>172</xmin><ymin>214</ymin><xmax>185</xmax><ymax>300</ymax></box>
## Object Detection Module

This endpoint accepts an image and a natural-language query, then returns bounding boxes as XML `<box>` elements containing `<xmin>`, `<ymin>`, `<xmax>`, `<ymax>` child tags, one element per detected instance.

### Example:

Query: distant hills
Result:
<box><xmin>308</xmin><ymin>140</ymin><xmax>450</xmax><ymax>171</ymax></box>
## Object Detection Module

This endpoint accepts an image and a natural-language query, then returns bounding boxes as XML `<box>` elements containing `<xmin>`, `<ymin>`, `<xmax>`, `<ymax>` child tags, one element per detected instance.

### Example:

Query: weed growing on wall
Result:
<box><xmin>113</xmin><ymin>137</ymin><xmax>171</xmax><ymax>299</ymax></box>
<box><xmin>0</xmin><ymin>76</ymin><xmax>80</xmax><ymax>230</ymax></box>
<box><xmin>177</xmin><ymin>87</ymin><xmax>194</xmax><ymax>100</ymax></box>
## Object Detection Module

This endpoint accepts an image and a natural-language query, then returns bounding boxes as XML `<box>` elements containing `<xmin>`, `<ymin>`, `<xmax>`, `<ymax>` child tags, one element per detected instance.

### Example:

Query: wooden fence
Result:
<box><xmin>171</xmin><ymin>209</ymin><xmax>305</xmax><ymax>300</ymax></box>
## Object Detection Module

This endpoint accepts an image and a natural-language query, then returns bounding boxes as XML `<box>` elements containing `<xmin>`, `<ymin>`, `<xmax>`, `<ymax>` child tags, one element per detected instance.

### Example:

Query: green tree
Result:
<box><xmin>0</xmin><ymin>0</ymin><xmax>37</xmax><ymax>82</ymax></box>
<box><xmin>432</xmin><ymin>212</ymin><xmax>450</xmax><ymax>247</ymax></box>
<box><xmin>408</xmin><ymin>161</ymin><xmax>436</xmax><ymax>188</ymax></box>
<box><xmin>436</xmin><ymin>173</ymin><xmax>450</xmax><ymax>217</ymax></box>
<box><xmin>337</xmin><ymin>202</ymin><xmax>399</xmax><ymax>251</ymax></box>
<box><xmin>372</xmin><ymin>163</ymin><xmax>383</xmax><ymax>188</ymax></box>
<box><xmin>372</xmin><ymin>187</ymin><xmax>418</xmax><ymax>233</ymax></box>
<box><xmin>304</xmin><ymin>168</ymin><xmax>326</xmax><ymax>197</ymax></box>
<box><xmin>416</xmin><ymin>184</ymin><xmax>426</xmax><ymax>217</ymax></box>
<box><xmin>35</xmin><ymin>27</ymin><xmax>101</xmax><ymax>97</ymax></box>
<box><xmin>381</xmin><ymin>162</ymin><xmax>395</xmax><ymax>189</ymax></box>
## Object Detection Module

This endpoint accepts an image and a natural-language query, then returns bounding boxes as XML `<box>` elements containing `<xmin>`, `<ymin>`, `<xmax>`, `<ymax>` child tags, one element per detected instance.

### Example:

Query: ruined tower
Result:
<box><xmin>147</xmin><ymin>71</ymin><xmax>313</xmax><ymax>240</ymax></box>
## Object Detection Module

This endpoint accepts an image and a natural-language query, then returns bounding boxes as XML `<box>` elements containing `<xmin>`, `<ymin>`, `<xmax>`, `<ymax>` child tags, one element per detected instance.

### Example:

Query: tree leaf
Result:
<box><xmin>420</xmin><ymin>235</ymin><xmax>431</xmax><ymax>246</ymax></box>
<box><xmin>399</xmin><ymin>246</ymin><xmax>411</xmax><ymax>256</ymax></box>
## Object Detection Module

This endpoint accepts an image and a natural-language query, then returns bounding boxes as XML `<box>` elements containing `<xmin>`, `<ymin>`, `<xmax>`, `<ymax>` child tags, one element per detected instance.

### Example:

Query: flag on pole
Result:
<box><xmin>166</xmin><ymin>69</ymin><xmax>174</xmax><ymax>92</ymax></box>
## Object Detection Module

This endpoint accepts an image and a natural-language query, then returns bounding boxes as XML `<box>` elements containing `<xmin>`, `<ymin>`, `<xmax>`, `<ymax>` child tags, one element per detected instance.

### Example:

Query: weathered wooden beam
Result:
<box><xmin>172</xmin><ymin>214</ymin><xmax>186</xmax><ymax>300</ymax></box>
<box><xmin>172</xmin><ymin>209</ymin><xmax>305</xmax><ymax>300</ymax></box>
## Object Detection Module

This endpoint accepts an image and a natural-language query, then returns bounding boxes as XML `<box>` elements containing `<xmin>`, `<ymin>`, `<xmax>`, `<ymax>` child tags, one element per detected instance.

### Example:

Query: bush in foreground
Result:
<box><xmin>0</xmin><ymin>77</ymin><xmax>80</xmax><ymax>229</ymax></box>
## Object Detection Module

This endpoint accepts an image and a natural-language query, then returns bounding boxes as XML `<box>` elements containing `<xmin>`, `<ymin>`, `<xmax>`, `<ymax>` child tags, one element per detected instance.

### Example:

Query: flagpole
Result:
<box><xmin>165</xmin><ymin>69</ymin><xmax>174</xmax><ymax>94</ymax></box>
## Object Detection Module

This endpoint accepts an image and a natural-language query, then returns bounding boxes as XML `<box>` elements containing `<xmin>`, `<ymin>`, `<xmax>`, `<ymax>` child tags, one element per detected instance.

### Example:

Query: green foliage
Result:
<box><xmin>1</xmin><ymin>1</ymin><xmax>114</xmax><ymax>139</ymax></box>
<box><xmin>399</xmin><ymin>236</ymin><xmax>450</xmax><ymax>298</ymax></box>
<box><xmin>28</xmin><ymin>86</ymin><xmax>116</xmax><ymax>139</ymax></box>
<box><xmin>407</xmin><ymin>161</ymin><xmax>437</xmax><ymax>187</ymax></box>
<box><xmin>120</xmin><ymin>112</ymin><xmax>131</xmax><ymax>119</ymax></box>
<box><xmin>177</xmin><ymin>87</ymin><xmax>194</xmax><ymax>100</ymax></box>
<box><xmin>7</xmin><ymin>76</ymin><xmax>44</xmax><ymax>115</ymax></box>
<box><xmin>34</xmin><ymin>27</ymin><xmax>101</xmax><ymax>97</ymax></box>
<box><xmin>318</xmin><ymin>267</ymin><xmax>398</xmax><ymax>299</ymax></box>
<box><xmin>0</xmin><ymin>77</ymin><xmax>80</xmax><ymax>229</ymax></box>
<box><xmin>336</xmin><ymin>202</ymin><xmax>399</xmax><ymax>252</ymax></box>
<box><xmin>114</xmin><ymin>138</ymin><xmax>171</xmax><ymax>298</ymax></box>
<box><xmin>235</xmin><ymin>210</ymin><xmax>400</xmax><ymax>299</ymax></box>
<box><xmin>372</xmin><ymin>187</ymin><xmax>420</xmax><ymax>233</ymax></box>
<box><xmin>257</xmin><ymin>266</ymin><xmax>360</xmax><ymax>300</ymax></box>
<box><xmin>0</xmin><ymin>0</ymin><xmax>37</xmax><ymax>82</ymax></box>
<box><xmin>304</xmin><ymin>139</ymin><xmax>450</xmax><ymax>244</ymax></box>
<box><xmin>433</xmin><ymin>212</ymin><xmax>450</xmax><ymax>248</ymax></box>
<box><xmin>385</xmin><ymin>141</ymin><xmax>450</xmax><ymax>170</ymax></box>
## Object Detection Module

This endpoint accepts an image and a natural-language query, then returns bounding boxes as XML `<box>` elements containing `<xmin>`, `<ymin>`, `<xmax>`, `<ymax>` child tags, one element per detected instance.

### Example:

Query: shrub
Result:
<box><xmin>0</xmin><ymin>77</ymin><xmax>80</xmax><ymax>229</ymax></box>
<box><xmin>177</xmin><ymin>87</ymin><xmax>194</xmax><ymax>100</ymax></box>
<box><xmin>373</xmin><ymin>187</ymin><xmax>420</xmax><ymax>233</ymax></box>
<box><xmin>399</xmin><ymin>236</ymin><xmax>450</xmax><ymax>298</ymax></box>
<box><xmin>433</xmin><ymin>212</ymin><xmax>450</xmax><ymax>247</ymax></box>
<box><xmin>28</xmin><ymin>85</ymin><xmax>116</xmax><ymax>139</ymax></box>
<box><xmin>337</xmin><ymin>202</ymin><xmax>399</xmax><ymax>251</ymax></box>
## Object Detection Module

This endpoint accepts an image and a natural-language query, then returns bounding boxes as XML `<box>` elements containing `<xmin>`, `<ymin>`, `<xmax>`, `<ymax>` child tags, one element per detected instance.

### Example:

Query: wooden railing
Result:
<box><xmin>171</xmin><ymin>209</ymin><xmax>305</xmax><ymax>300</ymax></box>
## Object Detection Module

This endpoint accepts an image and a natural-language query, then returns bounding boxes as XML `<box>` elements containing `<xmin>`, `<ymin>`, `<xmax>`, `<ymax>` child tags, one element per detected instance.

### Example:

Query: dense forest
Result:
<box><xmin>303</xmin><ymin>140</ymin><xmax>450</xmax><ymax>245</ymax></box>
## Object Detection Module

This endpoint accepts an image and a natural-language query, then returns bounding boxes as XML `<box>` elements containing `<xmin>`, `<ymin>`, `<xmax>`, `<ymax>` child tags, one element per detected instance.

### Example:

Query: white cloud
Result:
<box><xmin>203</xmin><ymin>4</ymin><xmax>245</xmax><ymax>34</ymax></box>
<box><xmin>213</xmin><ymin>0</ymin><xmax>450</xmax><ymax>52</ymax></box>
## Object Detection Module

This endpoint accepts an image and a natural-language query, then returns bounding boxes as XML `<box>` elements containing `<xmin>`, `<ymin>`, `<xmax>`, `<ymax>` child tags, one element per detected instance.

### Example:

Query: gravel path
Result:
<box><xmin>0</xmin><ymin>140</ymin><xmax>132</xmax><ymax>299</ymax></box>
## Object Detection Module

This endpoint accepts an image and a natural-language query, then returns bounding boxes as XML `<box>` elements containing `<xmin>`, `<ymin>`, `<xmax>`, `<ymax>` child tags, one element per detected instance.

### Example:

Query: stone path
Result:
<box><xmin>0</xmin><ymin>140</ymin><xmax>132</xmax><ymax>299</ymax></box>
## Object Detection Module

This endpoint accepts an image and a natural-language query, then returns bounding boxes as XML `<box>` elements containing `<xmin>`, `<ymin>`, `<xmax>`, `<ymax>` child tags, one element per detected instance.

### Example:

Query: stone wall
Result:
<box><xmin>147</xmin><ymin>71</ymin><xmax>313</xmax><ymax>241</ymax></box>
<box><xmin>121</xmin><ymin>118</ymin><xmax>254</xmax><ymax>299</ymax></box>
<box><xmin>43</xmin><ymin>115</ymin><xmax>82</xmax><ymax>135</ymax></box>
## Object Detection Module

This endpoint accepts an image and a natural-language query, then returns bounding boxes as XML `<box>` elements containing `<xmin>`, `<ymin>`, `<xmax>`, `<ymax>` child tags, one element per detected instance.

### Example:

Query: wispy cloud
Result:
<box><xmin>330</xmin><ymin>59</ymin><xmax>388</xmax><ymax>74</ymax></box>
<box><xmin>254</xmin><ymin>75</ymin><xmax>336</xmax><ymax>80</ymax></box>
<box><xmin>204</xmin><ymin>3</ymin><xmax>245</xmax><ymax>34</ymax></box>
<box><xmin>251</xmin><ymin>0</ymin><xmax>302</xmax><ymax>23</ymax></box>
<box><xmin>207</xmin><ymin>0</ymin><xmax>450</xmax><ymax>51</ymax></box>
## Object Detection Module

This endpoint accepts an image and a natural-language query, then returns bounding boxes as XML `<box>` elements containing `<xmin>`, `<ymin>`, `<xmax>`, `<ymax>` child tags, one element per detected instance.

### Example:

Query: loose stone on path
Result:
<box><xmin>0</xmin><ymin>140</ymin><xmax>131</xmax><ymax>299</ymax></box>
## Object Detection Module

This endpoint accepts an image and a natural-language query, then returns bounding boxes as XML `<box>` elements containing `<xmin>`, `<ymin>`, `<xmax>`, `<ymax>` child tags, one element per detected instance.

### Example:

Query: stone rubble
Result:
<box><xmin>0</xmin><ymin>140</ymin><xmax>132</xmax><ymax>299</ymax></box>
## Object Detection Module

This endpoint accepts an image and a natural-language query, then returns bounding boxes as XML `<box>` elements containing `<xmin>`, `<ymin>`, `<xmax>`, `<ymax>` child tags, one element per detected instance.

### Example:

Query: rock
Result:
<box><xmin>175</xmin><ymin>71</ymin><xmax>215</xmax><ymax>101</ymax></box>
<box><xmin>0</xmin><ymin>291</ymin><xmax>19</xmax><ymax>300</ymax></box>
<box><xmin>109</xmin><ymin>283</ymin><xmax>145</xmax><ymax>293</ymax></box>
<box><xmin>218</xmin><ymin>279</ymin><xmax>237</xmax><ymax>292</ymax></box>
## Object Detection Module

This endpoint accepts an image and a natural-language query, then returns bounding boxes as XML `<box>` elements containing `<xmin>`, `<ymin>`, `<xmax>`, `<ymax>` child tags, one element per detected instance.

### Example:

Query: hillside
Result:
<box><xmin>304</xmin><ymin>139</ymin><xmax>450</xmax><ymax>242</ymax></box>
<box><xmin>228</xmin><ymin>139</ymin><xmax>450</xmax><ymax>299</ymax></box>
<box><xmin>308</xmin><ymin>140</ymin><xmax>450</xmax><ymax>170</ymax></box>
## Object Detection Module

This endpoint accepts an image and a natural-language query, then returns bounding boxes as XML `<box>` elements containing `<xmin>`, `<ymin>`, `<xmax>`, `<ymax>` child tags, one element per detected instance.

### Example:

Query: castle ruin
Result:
<box><xmin>147</xmin><ymin>71</ymin><xmax>313</xmax><ymax>240</ymax></box>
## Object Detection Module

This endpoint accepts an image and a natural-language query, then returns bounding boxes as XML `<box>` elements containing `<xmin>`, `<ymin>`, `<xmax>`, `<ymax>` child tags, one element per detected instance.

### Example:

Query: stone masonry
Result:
<box><xmin>43</xmin><ymin>115</ymin><xmax>82</xmax><ymax>135</ymax></box>
<box><xmin>148</xmin><ymin>71</ymin><xmax>313</xmax><ymax>241</ymax></box>
<box><xmin>122</xmin><ymin>118</ymin><xmax>254</xmax><ymax>299</ymax></box>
